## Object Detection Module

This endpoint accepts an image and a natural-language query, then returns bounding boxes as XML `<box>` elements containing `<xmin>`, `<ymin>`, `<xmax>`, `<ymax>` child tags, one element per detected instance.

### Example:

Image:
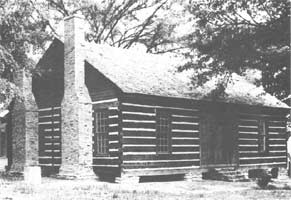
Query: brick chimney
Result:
<box><xmin>58</xmin><ymin>14</ymin><xmax>94</xmax><ymax>178</ymax></box>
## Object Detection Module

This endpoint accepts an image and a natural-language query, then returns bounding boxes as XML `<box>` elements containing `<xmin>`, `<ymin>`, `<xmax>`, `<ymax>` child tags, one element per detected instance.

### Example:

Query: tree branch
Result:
<box><xmin>29</xmin><ymin>0</ymin><xmax>60</xmax><ymax>38</ymax></box>
<box><xmin>153</xmin><ymin>46</ymin><xmax>188</xmax><ymax>54</ymax></box>
<box><xmin>48</xmin><ymin>0</ymin><xmax>69</xmax><ymax>17</ymax></box>
<box><xmin>124</xmin><ymin>0</ymin><xmax>167</xmax><ymax>49</ymax></box>
<box><xmin>258</xmin><ymin>0</ymin><xmax>274</xmax><ymax>21</ymax></box>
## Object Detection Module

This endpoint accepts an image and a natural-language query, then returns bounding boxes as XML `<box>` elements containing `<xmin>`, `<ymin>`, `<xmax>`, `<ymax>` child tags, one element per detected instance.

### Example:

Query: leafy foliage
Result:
<box><xmin>181</xmin><ymin>0</ymin><xmax>290</xmax><ymax>100</ymax></box>
<box><xmin>0</xmin><ymin>0</ymin><xmax>51</xmax><ymax>110</ymax></box>
<box><xmin>0</xmin><ymin>45</ymin><xmax>19</xmax><ymax>109</ymax></box>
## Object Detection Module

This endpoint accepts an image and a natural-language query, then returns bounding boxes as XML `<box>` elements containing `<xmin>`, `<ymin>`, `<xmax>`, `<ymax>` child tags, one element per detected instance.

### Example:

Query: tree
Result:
<box><xmin>45</xmin><ymin>0</ymin><xmax>185</xmax><ymax>53</ymax></box>
<box><xmin>181</xmin><ymin>0</ymin><xmax>290</xmax><ymax>100</ymax></box>
<box><xmin>0</xmin><ymin>46</ymin><xmax>18</xmax><ymax>110</ymax></box>
<box><xmin>0</xmin><ymin>0</ymin><xmax>184</xmax><ymax>110</ymax></box>
<box><xmin>0</xmin><ymin>0</ymin><xmax>51</xmax><ymax>111</ymax></box>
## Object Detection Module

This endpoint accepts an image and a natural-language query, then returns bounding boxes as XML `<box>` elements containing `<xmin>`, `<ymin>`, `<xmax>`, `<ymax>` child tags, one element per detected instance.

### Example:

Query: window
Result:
<box><xmin>94</xmin><ymin>109</ymin><xmax>109</xmax><ymax>155</ymax></box>
<box><xmin>258</xmin><ymin>119</ymin><xmax>268</xmax><ymax>153</ymax></box>
<box><xmin>156</xmin><ymin>110</ymin><xmax>171</xmax><ymax>154</ymax></box>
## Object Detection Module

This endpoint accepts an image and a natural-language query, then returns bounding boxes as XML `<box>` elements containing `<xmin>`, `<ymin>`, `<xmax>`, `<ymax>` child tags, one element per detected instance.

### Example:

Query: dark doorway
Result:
<box><xmin>200</xmin><ymin>105</ymin><xmax>238</xmax><ymax>168</ymax></box>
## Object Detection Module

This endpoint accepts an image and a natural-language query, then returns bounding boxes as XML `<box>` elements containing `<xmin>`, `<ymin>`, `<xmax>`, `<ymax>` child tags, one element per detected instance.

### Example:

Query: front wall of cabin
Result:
<box><xmin>119</xmin><ymin>94</ymin><xmax>201</xmax><ymax>176</ymax></box>
<box><xmin>118</xmin><ymin>95</ymin><xmax>288</xmax><ymax>177</ymax></box>
<box><xmin>237</xmin><ymin>105</ymin><xmax>288</xmax><ymax>168</ymax></box>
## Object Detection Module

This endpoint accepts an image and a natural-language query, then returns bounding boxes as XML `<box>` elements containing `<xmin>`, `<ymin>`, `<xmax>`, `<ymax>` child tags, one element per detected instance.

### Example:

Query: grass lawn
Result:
<box><xmin>1</xmin><ymin>173</ymin><xmax>291</xmax><ymax>200</ymax></box>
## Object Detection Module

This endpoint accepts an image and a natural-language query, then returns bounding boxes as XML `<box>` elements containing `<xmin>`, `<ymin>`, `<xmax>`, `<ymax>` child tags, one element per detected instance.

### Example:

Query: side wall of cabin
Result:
<box><xmin>32</xmin><ymin>39</ymin><xmax>64</xmax><ymax>175</ymax></box>
<box><xmin>32</xmin><ymin>39</ymin><xmax>64</xmax><ymax>109</ymax></box>
<box><xmin>32</xmin><ymin>43</ymin><xmax>124</xmax><ymax>178</ymax></box>
<box><xmin>119</xmin><ymin>94</ymin><xmax>201</xmax><ymax>176</ymax></box>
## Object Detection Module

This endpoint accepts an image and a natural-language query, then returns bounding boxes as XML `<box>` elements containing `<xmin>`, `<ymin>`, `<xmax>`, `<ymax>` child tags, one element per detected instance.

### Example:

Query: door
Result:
<box><xmin>200</xmin><ymin>105</ymin><xmax>238</xmax><ymax>167</ymax></box>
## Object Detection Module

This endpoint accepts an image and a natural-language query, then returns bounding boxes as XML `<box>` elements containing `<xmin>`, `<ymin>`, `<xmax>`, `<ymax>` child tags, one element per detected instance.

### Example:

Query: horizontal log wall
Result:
<box><xmin>238</xmin><ymin>113</ymin><xmax>287</xmax><ymax>168</ymax></box>
<box><xmin>86</xmin><ymin>62</ymin><xmax>123</xmax><ymax>176</ymax></box>
<box><xmin>120</xmin><ymin>95</ymin><xmax>201</xmax><ymax>175</ymax></box>
<box><xmin>38</xmin><ymin>106</ymin><xmax>62</xmax><ymax>175</ymax></box>
<box><xmin>92</xmin><ymin>98</ymin><xmax>121</xmax><ymax>176</ymax></box>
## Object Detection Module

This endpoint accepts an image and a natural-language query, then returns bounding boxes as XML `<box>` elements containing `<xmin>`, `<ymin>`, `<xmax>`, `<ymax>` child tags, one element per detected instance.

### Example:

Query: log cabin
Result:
<box><xmin>27</xmin><ymin>14</ymin><xmax>291</xmax><ymax>181</ymax></box>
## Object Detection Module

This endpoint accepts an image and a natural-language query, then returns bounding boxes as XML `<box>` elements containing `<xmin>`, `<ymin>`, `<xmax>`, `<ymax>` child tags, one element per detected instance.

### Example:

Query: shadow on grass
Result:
<box><xmin>255</xmin><ymin>184</ymin><xmax>291</xmax><ymax>190</ymax></box>
<box><xmin>0</xmin><ymin>171</ymin><xmax>23</xmax><ymax>181</ymax></box>
<box><xmin>97</xmin><ymin>174</ymin><xmax>185</xmax><ymax>183</ymax></box>
<box><xmin>140</xmin><ymin>174</ymin><xmax>184</xmax><ymax>183</ymax></box>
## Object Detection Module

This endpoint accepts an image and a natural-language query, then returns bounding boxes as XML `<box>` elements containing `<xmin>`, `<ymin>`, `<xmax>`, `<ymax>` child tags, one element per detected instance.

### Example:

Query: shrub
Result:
<box><xmin>270</xmin><ymin>168</ymin><xmax>279</xmax><ymax>179</ymax></box>
<box><xmin>256</xmin><ymin>173</ymin><xmax>271</xmax><ymax>189</ymax></box>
